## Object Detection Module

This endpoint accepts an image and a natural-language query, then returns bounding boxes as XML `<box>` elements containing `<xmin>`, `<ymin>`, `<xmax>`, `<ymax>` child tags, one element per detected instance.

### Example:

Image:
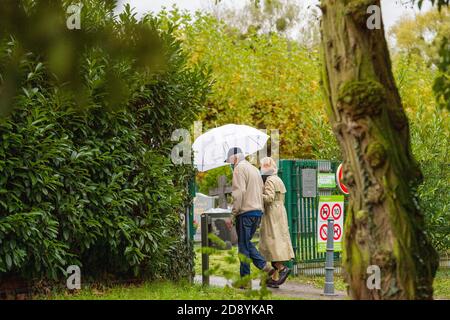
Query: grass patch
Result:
<box><xmin>194</xmin><ymin>245</ymin><xmax>259</xmax><ymax>278</ymax></box>
<box><xmin>434</xmin><ymin>268</ymin><xmax>450</xmax><ymax>299</ymax></box>
<box><xmin>289</xmin><ymin>269</ymin><xmax>450</xmax><ymax>299</ymax></box>
<box><xmin>37</xmin><ymin>242</ymin><xmax>299</xmax><ymax>300</ymax></box>
<box><xmin>287</xmin><ymin>274</ymin><xmax>347</xmax><ymax>292</ymax></box>
<box><xmin>195</xmin><ymin>244</ymin><xmax>449</xmax><ymax>300</ymax></box>
<box><xmin>37</xmin><ymin>281</ymin><xmax>274</xmax><ymax>300</ymax></box>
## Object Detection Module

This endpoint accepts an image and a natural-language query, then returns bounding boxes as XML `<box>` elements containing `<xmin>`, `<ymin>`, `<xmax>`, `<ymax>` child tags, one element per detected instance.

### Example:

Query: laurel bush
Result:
<box><xmin>0</xmin><ymin>2</ymin><xmax>209</xmax><ymax>283</ymax></box>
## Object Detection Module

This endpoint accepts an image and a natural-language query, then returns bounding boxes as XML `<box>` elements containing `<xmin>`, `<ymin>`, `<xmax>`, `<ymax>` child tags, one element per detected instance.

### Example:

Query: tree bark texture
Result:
<box><xmin>320</xmin><ymin>0</ymin><xmax>439</xmax><ymax>299</ymax></box>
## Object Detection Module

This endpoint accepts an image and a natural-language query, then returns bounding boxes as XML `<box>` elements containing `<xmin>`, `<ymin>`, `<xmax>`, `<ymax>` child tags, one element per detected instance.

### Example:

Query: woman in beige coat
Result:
<box><xmin>259</xmin><ymin>157</ymin><xmax>295</xmax><ymax>287</ymax></box>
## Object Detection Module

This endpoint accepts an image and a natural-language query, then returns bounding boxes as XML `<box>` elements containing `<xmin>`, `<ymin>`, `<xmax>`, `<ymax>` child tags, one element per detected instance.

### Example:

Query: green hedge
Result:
<box><xmin>0</xmin><ymin>3</ymin><xmax>209</xmax><ymax>283</ymax></box>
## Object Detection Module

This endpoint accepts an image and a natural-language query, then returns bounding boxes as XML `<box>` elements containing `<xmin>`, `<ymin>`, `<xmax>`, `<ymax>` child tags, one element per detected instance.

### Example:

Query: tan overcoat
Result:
<box><xmin>231</xmin><ymin>160</ymin><xmax>264</xmax><ymax>216</ymax></box>
<box><xmin>259</xmin><ymin>175</ymin><xmax>295</xmax><ymax>262</ymax></box>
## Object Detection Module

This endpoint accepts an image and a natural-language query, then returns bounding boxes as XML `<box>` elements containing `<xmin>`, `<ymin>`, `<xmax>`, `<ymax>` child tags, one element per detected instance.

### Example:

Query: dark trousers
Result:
<box><xmin>236</xmin><ymin>214</ymin><xmax>266</xmax><ymax>277</ymax></box>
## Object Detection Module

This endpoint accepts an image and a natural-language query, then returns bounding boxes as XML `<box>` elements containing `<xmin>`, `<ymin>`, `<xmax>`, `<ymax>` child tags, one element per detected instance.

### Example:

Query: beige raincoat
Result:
<box><xmin>259</xmin><ymin>175</ymin><xmax>295</xmax><ymax>262</ymax></box>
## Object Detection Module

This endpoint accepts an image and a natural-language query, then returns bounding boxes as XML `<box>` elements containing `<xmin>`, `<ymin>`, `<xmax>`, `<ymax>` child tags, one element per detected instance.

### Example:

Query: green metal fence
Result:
<box><xmin>190</xmin><ymin>159</ymin><xmax>347</xmax><ymax>275</ymax></box>
<box><xmin>278</xmin><ymin>159</ymin><xmax>347</xmax><ymax>275</ymax></box>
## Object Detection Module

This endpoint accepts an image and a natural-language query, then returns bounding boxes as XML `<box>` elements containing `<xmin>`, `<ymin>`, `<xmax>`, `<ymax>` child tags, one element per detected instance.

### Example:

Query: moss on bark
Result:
<box><xmin>320</xmin><ymin>0</ymin><xmax>439</xmax><ymax>299</ymax></box>
<box><xmin>338</xmin><ymin>80</ymin><xmax>385</xmax><ymax>118</ymax></box>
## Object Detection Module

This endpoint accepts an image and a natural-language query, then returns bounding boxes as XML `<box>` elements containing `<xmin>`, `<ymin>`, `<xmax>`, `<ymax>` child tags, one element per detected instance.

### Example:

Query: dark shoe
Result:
<box><xmin>276</xmin><ymin>267</ymin><xmax>291</xmax><ymax>286</ymax></box>
<box><xmin>266</xmin><ymin>279</ymin><xmax>279</xmax><ymax>289</ymax></box>
<box><xmin>238</xmin><ymin>285</ymin><xmax>251</xmax><ymax>290</ymax></box>
<box><xmin>233</xmin><ymin>280</ymin><xmax>252</xmax><ymax>290</ymax></box>
<box><xmin>259</xmin><ymin>268</ymin><xmax>275</xmax><ymax>287</ymax></box>
<box><xmin>268</xmin><ymin>268</ymin><xmax>276</xmax><ymax>277</ymax></box>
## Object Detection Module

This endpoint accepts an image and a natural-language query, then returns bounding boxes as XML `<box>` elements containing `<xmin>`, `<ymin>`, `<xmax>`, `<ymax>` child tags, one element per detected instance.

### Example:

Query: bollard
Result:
<box><xmin>323</xmin><ymin>218</ymin><xmax>337</xmax><ymax>296</ymax></box>
<box><xmin>201</xmin><ymin>213</ymin><xmax>209</xmax><ymax>286</ymax></box>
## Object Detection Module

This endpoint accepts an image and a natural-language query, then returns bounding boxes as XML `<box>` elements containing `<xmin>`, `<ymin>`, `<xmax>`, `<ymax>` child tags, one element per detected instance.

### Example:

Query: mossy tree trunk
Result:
<box><xmin>320</xmin><ymin>0</ymin><xmax>439</xmax><ymax>299</ymax></box>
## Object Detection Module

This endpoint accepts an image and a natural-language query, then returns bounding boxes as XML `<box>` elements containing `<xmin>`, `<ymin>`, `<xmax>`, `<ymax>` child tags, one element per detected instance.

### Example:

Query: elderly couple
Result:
<box><xmin>226</xmin><ymin>147</ymin><xmax>294</xmax><ymax>289</ymax></box>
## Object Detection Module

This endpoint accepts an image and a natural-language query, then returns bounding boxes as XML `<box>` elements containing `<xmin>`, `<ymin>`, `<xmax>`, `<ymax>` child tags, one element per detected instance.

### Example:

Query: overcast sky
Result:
<box><xmin>116</xmin><ymin>0</ymin><xmax>432</xmax><ymax>32</ymax></box>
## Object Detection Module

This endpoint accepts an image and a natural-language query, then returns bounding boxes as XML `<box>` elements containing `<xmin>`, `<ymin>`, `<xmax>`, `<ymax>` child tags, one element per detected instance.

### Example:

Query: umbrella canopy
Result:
<box><xmin>193</xmin><ymin>124</ymin><xmax>269</xmax><ymax>172</ymax></box>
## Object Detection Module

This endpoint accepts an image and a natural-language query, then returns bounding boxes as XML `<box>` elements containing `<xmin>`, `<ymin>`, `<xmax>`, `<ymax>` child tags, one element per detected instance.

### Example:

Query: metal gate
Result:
<box><xmin>278</xmin><ymin>159</ymin><xmax>347</xmax><ymax>275</ymax></box>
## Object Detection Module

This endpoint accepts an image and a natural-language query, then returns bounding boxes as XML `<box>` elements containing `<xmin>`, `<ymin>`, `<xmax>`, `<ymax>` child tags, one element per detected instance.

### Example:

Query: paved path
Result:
<box><xmin>194</xmin><ymin>275</ymin><xmax>347</xmax><ymax>300</ymax></box>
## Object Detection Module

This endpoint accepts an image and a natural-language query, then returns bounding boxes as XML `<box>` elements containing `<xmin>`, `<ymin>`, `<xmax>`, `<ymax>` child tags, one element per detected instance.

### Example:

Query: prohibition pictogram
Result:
<box><xmin>319</xmin><ymin>224</ymin><xmax>328</xmax><ymax>241</ymax></box>
<box><xmin>331</xmin><ymin>203</ymin><xmax>342</xmax><ymax>220</ymax></box>
<box><xmin>333</xmin><ymin>224</ymin><xmax>342</xmax><ymax>240</ymax></box>
<box><xmin>320</xmin><ymin>204</ymin><xmax>330</xmax><ymax>220</ymax></box>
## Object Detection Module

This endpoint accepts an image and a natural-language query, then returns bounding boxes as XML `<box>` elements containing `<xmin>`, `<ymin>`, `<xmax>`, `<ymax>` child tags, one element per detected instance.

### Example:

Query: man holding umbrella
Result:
<box><xmin>193</xmin><ymin>124</ymin><xmax>288</xmax><ymax>287</ymax></box>
<box><xmin>226</xmin><ymin>147</ymin><xmax>274</xmax><ymax>287</ymax></box>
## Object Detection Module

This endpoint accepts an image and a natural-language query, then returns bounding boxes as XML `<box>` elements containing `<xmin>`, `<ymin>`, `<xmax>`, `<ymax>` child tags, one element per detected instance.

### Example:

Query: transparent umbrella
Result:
<box><xmin>193</xmin><ymin>124</ymin><xmax>269</xmax><ymax>172</ymax></box>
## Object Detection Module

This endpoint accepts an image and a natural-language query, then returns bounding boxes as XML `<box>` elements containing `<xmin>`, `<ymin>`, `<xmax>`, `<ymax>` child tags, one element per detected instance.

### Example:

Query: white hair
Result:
<box><xmin>260</xmin><ymin>157</ymin><xmax>278</xmax><ymax>174</ymax></box>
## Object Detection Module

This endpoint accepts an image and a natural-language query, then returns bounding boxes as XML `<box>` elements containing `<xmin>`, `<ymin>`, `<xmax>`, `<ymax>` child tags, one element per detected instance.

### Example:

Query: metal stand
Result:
<box><xmin>185</xmin><ymin>206</ymin><xmax>192</xmax><ymax>283</ymax></box>
<box><xmin>323</xmin><ymin>218</ymin><xmax>337</xmax><ymax>296</ymax></box>
<box><xmin>200</xmin><ymin>209</ymin><xmax>233</xmax><ymax>287</ymax></box>
<box><xmin>201</xmin><ymin>213</ymin><xmax>210</xmax><ymax>286</ymax></box>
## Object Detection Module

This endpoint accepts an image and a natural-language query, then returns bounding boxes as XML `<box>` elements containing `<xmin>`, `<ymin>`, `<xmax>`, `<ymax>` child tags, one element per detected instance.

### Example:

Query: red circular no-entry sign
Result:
<box><xmin>332</xmin><ymin>203</ymin><xmax>342</xmax><ymax>220</ymax></box>
<box><xmin>336</xmin><ymin>163</ymin><xmax>349</xmax><ymax>195</ymax></box>
<box><xmin>333</xmin><ymin>224</ymin><xmax>342</xmax><ymax>240</ymax></box>
<box><xmin>320</xmin><ymin>204</ymin><xmax>331</xmax><ymax>220</ymax></box>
